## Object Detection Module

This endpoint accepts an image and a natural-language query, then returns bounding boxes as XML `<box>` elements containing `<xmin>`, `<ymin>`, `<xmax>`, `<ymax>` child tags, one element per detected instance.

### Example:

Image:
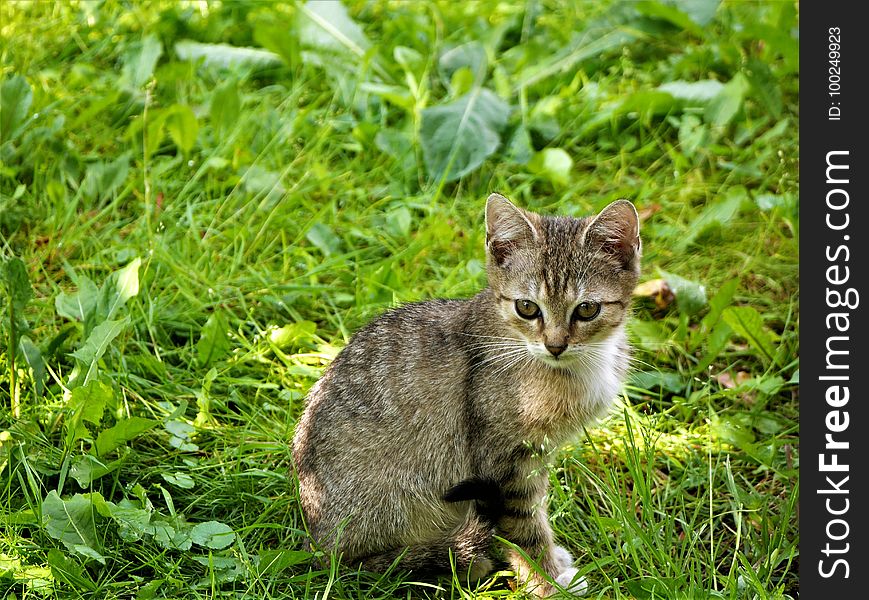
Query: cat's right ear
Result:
<box><xmin>485</xmin><ymin>193</ymin><xmax>539</xmax><ymax>267</ymax></box>
<box><xmin>583</xmin><ymin>199</ymin><xmax>641</xmax><ymax>271</ymax></box>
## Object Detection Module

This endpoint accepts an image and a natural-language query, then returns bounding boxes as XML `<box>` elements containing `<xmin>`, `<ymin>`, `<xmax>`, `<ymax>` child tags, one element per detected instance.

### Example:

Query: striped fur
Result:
<box><xmin>292</xmin><ymin>194</ymin><xmax>641</xmax><ymax>595</ymax></box>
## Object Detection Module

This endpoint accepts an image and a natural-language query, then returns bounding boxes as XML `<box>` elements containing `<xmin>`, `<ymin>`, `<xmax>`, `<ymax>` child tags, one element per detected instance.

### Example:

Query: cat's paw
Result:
<box><xmin>551</xmin><ymin>545</ymin><xmax>574</xmax><ymax>571</ymax></box>
<box><xmin>554</xmin><ymin>568</ymin><xmax>587</xmax><ymax>596</ymax></box>
<box><xmin>467</xmin><ymin>556</ymin><xmax>495</xmax><ymax>580</ymax></box>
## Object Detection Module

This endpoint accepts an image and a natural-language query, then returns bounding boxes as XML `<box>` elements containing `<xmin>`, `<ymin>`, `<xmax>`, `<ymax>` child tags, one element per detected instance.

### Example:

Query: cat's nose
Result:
<box><xmin>545</xmin><ymin>343</ymin><xmax>567</xmax><ymax>357</ymax></box>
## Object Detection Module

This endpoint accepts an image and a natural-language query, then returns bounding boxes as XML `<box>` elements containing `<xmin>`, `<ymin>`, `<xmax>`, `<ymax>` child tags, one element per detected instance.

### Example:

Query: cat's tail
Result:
<box><xmin>442</xmin><ymin>476</ymin><xmax>505</xmax><ymax>527</ymax></box>
<box><xmin>355</xmin><ymin>477</ymin><xmax>503</xmax><ymax>578</ymax></box>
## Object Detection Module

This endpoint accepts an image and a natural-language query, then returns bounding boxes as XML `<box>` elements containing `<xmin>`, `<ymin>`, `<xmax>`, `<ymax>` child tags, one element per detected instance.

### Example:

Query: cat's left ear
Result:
<box><xmin>584</xmin><ymin>199</ymin><xmax>641</xmax><ymax>270</ymax></box>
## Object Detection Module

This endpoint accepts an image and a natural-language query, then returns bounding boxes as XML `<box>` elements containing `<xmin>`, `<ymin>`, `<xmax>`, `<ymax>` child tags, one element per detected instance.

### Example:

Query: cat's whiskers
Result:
<box><xmin>576</xmin><ymin>343</ymin><xmax>653</xmax><ymax>372</ymax></box>
<box><xmin>488</xmin><ymin>351</ymin><xmax>534</xmax><ymax>379</ymax></box>
<box><xmin>469</xmin><ymin>345</ymin><xmax>534</xmax><ymax>375</ymax></box>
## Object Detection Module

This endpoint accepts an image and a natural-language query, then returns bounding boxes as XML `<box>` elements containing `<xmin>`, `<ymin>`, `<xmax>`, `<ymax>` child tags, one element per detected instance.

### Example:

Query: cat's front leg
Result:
<box><xmin>500</xmin><ymin>505</ymin><xmax>587</xmax><ymax>597</ymax></box>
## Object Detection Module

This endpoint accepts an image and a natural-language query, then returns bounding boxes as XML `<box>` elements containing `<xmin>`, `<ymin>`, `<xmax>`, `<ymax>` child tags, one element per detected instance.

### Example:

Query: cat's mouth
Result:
<box><xmin>530</xmin><ymin>346</ymin><xmax>577</xmax><ymax>369</ymax></box>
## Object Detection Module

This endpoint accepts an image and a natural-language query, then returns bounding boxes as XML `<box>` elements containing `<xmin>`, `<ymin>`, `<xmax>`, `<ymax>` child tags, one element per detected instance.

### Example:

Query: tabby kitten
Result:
<box><xmin>292</xmin><ymin>193</ymin><xmax>641</xmax><ymax>596</ymax></box>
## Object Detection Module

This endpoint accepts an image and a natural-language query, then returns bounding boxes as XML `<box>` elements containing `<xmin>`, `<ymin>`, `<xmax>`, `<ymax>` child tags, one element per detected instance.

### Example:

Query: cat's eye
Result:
<box><xmin>515</xmin><ymin>299</ymin><xmax>541</xmax><ymax>319</ymax></box>
<box><xmin>573</xmin><ymin>301</ymin><xmax>601</xmax><ymax>321</ymax></box>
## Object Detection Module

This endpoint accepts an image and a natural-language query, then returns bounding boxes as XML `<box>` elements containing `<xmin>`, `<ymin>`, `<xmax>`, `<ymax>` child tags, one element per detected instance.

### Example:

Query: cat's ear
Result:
<box><xmin>485</xmin><ymin>193</ymin><xmax>540</xmax><ymax>266</ymax></box>
<box><xmin>583</xmin><ymin>199</ymin><xmax>641</xmax><ymax>269</ymax></box>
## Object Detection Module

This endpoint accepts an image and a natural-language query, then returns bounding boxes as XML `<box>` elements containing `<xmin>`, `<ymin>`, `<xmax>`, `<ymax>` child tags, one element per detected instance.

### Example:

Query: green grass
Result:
<box><xmin>1</xmin><ymin>0</ymin><xmax>798</xmax><ymax>598</ymax></box>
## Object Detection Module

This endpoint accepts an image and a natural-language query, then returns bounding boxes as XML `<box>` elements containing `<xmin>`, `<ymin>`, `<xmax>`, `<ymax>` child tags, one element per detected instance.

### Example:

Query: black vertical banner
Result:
<box><xmin>800</xmin><ymin>3</ymin><xmax>869</xmax><ymax>596</ymax></box>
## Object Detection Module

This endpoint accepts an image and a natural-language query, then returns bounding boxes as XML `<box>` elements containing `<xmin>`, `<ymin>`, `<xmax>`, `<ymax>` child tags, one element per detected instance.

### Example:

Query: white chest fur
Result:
<box><xmin>516</xmin><ymin>334</ymin><xmax>625</xmax><ymax>444</ymax></box>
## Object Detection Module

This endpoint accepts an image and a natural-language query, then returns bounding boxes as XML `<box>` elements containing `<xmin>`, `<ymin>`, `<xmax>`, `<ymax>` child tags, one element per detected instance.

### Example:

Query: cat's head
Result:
<box><xmin>484</xmin><ymin>193</ymin><xmax>641</xmax><ymax>370</ymax></box>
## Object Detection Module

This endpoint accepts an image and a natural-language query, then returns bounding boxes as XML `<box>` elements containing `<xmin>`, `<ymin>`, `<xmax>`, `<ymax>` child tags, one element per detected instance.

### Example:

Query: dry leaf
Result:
<box><xmin>633</xmin><ymin>278</ymin><xmax>675</xmax><ymax>310</ymax></box>
<box><xmin>716</xmin><ymin>370</ymin><xmax>752</xmax><ymax>390</ymax></box>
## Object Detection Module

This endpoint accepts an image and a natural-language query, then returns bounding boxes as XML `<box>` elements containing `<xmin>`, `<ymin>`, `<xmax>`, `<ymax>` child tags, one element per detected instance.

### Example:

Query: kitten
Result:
<box><xmin>292</xmin><ymin>193</ymin><xmax>641</xmax><ymax>596</ymax></box>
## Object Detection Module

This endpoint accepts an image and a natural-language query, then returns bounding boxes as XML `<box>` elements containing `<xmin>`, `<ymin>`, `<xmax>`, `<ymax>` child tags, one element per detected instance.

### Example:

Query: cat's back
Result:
<box><xmin>326</xmin><ymin>297</ymin><xmax>474</xmax><ymax>396</ymax></box>
<box><xmin>293</xmin><ymin>297</ymin><xmax>483</xmax><ymax>542</ymax></box>
<box><xmin>293</xmin><ymin>297</ymin><xmax>479</xmax><ymax>474</ymax></box>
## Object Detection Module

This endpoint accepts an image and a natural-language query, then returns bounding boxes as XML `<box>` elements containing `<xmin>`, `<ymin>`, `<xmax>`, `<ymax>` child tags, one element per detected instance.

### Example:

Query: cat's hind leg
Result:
<box><xmin>499</xmin><ymin>499</ymin><xmax>587</xmax><ymax>597</ymax></box>
<box><xmin>355</xmin><ymin>513</ymin><xmax>495</xmax><ymax>580</ymax></box>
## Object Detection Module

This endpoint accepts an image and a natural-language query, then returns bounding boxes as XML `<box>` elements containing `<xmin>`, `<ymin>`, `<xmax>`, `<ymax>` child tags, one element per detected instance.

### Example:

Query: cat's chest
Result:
<box><xmin>512</xmin><ymin>361</ymin><xmax>622</xmax><ymax>442</ymax></box>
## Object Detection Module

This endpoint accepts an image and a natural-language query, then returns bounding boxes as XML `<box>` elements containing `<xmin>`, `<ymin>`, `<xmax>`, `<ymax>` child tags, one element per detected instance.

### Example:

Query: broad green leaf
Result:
<box><xmin>676</xmin><ymin>188</ymin><xmax>744</xmax><ymax>250</ymax></box>
<box><xmin>149</xmin><ymin>520</ymin><xmax>193</xmax><ymax>551</ymax></box>
<box><xmin>636</xmin><ymin>0</ymin><xmax>720</xmax><ymax>31</ymax></box>
<box><xmin>677</xmin><ymin>114</ymin><xmax>709</xmax><ymax>158</ymax></box>
<box><xmin>616</xmin><ymin>90</ymin><xmax>677</xmax><ymax>120</ymax></box>
<box><xmin>0</xmin><ymin>75</ymin><xmax>33</xmax><ymax>141</ymax></box>
<box><xmin>46</xmin><ymin>549</ymin><xmax>95</xmax><ymax>592</ymax></box>
<box><xmin>55</xmin><ymin>276</ymin><xmax>99</xmax><ymax>324</ymax></box>
<box><xmin>394</xmin><ymin>46</ymin><xmax>423</xmax><ymax>72</ymax></box>
<box><xmin>528</xmin><ymin>96</ymin><xmax>563</xmax><ymax>142</ymax></box>
<box><xmin>95</xmin><ymin>417</ymin><xmax>158</xmax><ymax>457</ymax></box>
<box><xmin>240</xmin><ymin>165</ymin><xmax>286</xmax><ymax>203</ymax></box>
<box><xmin>359</xmin><ymin>83</ymin><xmax>414</xmax><ymax>111</ymax></box>
<box><xmin>629</xmin><ymin>370</ymin><xmax>685</xmax><ymax>394</ymax></box>
<box><xmin>165</xmin><ymin>419</ymin><xmax>198</xmax><ymax>452</ymax></box>
<box><xmin>298</xmin><ymin>0</ymin><xmax>370</xmax><ymax>59</ymax></box>
<box><xmin>449</xmin><ymin>67</ymin><xmax>475</xmax><ymax>97</ymax></box>
<box><xmin>755</xmin><ymin>193</ymin><xmax>785</xmax><ymax>212</ymax></box>
<box><xmin>42</xmin><ymin>491</ymin><xmax>106</xmax><ymax>563</ymax></box>
<box><xmin>659</xmin><ymin>271</ymin><xmax>707</xmax><ymax>316</ymax></box>
<box><xmin>505</xmin><ymin>124</ymin><xmax>533</xmax><ymax>165</ymax></box>
<box><xmin>269</xmin><ymin>320</ymin><xmax>317</xmax><ymax>349</ymax></box>
<box><xmin>305</xmin><ymin>222</ymin><xmax>343</xmax><ymax>257</ymax></box>
<box><xmin>143</xmin><ymin>109</ymin><xmax>167</xmax><ymax>158</ymax></box>
<box><xmin>105</xmin><ymin>499</ymin><xmax>152</xmax><ymax>542</ymax></box>
<box><xmin>709</xmin><ymin>413</ymin><xmax>755</xmax><ymax>448</ymax></box>
<box><xmin>2</xmin><ymin>257</ymin><xmax>32</xmax><ymax>310</ymax></box>
<box><xmin>694</xmin><ymin>319</ymin><xmax>732</xmax><ymax>373</ymax></box>
<box><xmin>722</xmin><ymin>306</ymin><xmax>778</xmax><ymax>365</ymax></box>
<box><xmin>69</xmin><ymin>454</ymin><xmax>122</xmax><ymax>488</ymax></box>
<box><xmin>64</xmin><ymin>380</ymin><xmax>111</xmax><ymax>447</ymax></box>
<box><xmin>197</xmin><ymin>312</ymin><xmax>231</xmax><ymax>367</ymax></box>
<box><xmin>191</xmin><ymin>521</ymin><xmax>235</xmax><ymax>549</ymax></box>
<box><xmin>674</xmin><ymin>0</ymin><xmax>721</xmax><ymax>25</ymax></box>
<box><xmin>255</xmin><ymin>549</ymin><xmax>314</xmax><ymax>575</ymax></box>
<box><xmin>19</xmin><ymin>335</ymin><xmax>46</xmax><ymax>393</ymax></box>
<box><xmin>162</xmin><ymin>472</ymin><xmax>195</xmax><ymax>489</ymax></box>
<box><xmin>80</xmin><ymin>154</ymin><xmax>130</xmax><ymax>203</ymax></box>
<box><xmin>528</xmin><ymin>148</ymin><xmax>573</xmax><ymax>187</ymax></box>
<box><xmin>420</xmin><ymin>88</ymin><xmax>509</xmax><ymax>182</ymax></box>
<box><xmin>702</xmin><ymin>278</ymin><xmax>739</xmax><ymax>329</ymax></box>
<box><xmin>137</xmin><ymin>580</ymin><xmax>166</xmax><ymax>599</ymax></box>
<box><xmin>439</xmin><ymin>42</ymin><xmax>487</xmax><ymax>85</ymax></box>
<box><xmin>385</xmin><ymin>207</ymin><xmax>412</xmax><ymax>239</ymax></box>
<box><xmin>635</xmin><ymin>2</ymin><xmax>700</xmax><ymax>34</ymax></box>
<box><xmin>165</xmin><ymin>105</ymin><xmax>198</xmax><ymax>154</ymax></box>
<box><xmin>374</xmin><ymin>127</ymin><xmax>415</xmax><ymax>170</ymax></box>
<box><xmin>745</xmin><ymin>58</ymin><xmax>783</xmax><ymax>118</ymax></box>
<box><xmin>121</xmin><ymin>34</ymin><xmax>163</xmax><ymax>89</ymax></box>
<box><xmin>210</xmin><ymin>80</ymin><xmax>240</xmax><ymax>141</ymax></box>
<box><xmin>191</xmin><ymin>555</ymin><xmax>243</xmax><ymax>575</ymax></box>
<box><xmin>175</xmin><ymin>40</ymin><xmax>281</xmax><ymax>68</ymax></box>
<box><xmin>628</xmin><ymin>319</ymin><xmax>671</xmax><ymax>353</ymax></box>
<box><xmin>70</xmin><ymin>318</ymin><xmax>129</xmax><ymax>387</ymax></box>
<box><xmin>657</xmin><ymin>79</ymin><xmax>724</xmax><ymax>104</ymax></box>
<box><xmin>705</xmin><ymin>73</ymin><xmax>749</xmax><ymax>127</ymax></box>
<box><xmin>517</xmin><ymin>29</ymin><xmax>635</xmax><ymax>90</ymax></box>
<box><xmin>97</xmin><ymin>258</ymin><xmax>140</xmax><ymax>322</ymax></box>
<box><xmin>252</xmin><ymin>17</ymin><xmax>298</xmax><ymax>65</ymax></box>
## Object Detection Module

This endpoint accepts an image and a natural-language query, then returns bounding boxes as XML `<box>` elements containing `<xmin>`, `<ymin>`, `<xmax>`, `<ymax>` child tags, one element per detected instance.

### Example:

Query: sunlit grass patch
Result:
<box><xmin>2</xmin><ymin>0</ymin><xmax>797</xmax><ymax>597</ymax></box>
